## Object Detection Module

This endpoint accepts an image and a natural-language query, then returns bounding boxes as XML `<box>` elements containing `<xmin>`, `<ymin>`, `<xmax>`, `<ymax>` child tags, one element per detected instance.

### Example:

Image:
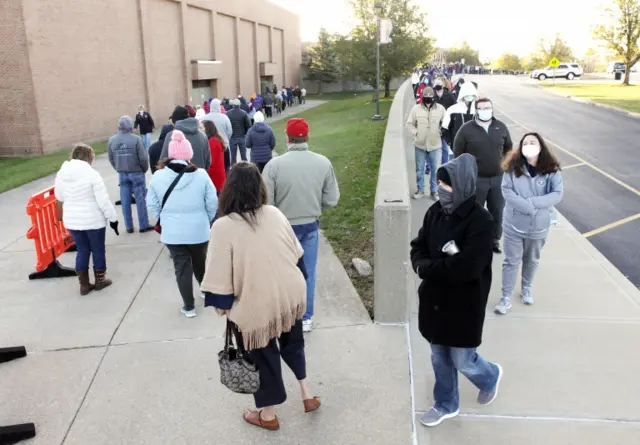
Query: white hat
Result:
<box><xmin>254</xmin><ymin>111</ymin><xmax>265</xmax><ymax>123</ymax></box>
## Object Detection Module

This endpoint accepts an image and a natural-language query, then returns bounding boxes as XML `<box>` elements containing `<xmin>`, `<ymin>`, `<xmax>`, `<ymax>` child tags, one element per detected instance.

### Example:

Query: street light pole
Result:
<box><xmin>372</xmin><ymin>2</ymin><xmax>384</xmax><ymax>121</ymax></box>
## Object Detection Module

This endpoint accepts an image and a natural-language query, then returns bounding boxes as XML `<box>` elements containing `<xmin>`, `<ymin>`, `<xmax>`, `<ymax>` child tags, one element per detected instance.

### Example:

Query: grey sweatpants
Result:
<box><xmin>501</xmin><ymin>230</ymin><xmax>546</xmax><ymax>299</ymax></box>
<box><xmin>476</xmin><ymin>174</ymin><xmax>504</xmax><ymax>241</ymax></box>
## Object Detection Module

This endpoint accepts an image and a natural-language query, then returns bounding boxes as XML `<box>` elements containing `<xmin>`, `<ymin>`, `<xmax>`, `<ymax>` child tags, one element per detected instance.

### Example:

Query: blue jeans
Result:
<box><xmin>230</xmin><ymin>137</ymin><xmax>247</xmax><ymax>164</ymax></box>
<box><xmin>441</xmin><ymin>138</ymin><xmax>449</xmax><ymax>165</ymax></box>
<box><xmin>143</xmin><ymin>133</ymin><xmax>152</xmax><ymax>151</ymax></box>
<box><xmin>415</xmin><ymin>147</ymin><xmax>442</xmax><ymax>194</ymax></box>
<box><xmin>292</xmin><ymin>222</ymin><xmax>319</xmax><ymax>320</ymax></box>
<box><xmin>69</xmin><ymin>228</ymin><xmax>107</xmax><ymax>271</ymax></box>
<box><xmin>430</xmin><ymin>344</ymin><xmax>500</xmax><ymax>413</ymax></box>
<box><xmin>119</xmin><ymin>172</ymin><xmax>149</xmax><ymax>231</ymax></box>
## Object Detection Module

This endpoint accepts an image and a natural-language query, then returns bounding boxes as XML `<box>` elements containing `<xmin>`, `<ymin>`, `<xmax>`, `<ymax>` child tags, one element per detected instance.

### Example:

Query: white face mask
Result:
<box><xmin>477</xmin><ymin>109</ymin><xmax>493</xmax><ymax>122</ymax></box>
<box><xmin>522</xmin><ymin>144</ymin><xmax>541</xmax><ymax>158</ymax></box>
<box><xmin>464</xmin><ymin>95</ymin><xmax>475</xmax><ymax>103</ymax></box>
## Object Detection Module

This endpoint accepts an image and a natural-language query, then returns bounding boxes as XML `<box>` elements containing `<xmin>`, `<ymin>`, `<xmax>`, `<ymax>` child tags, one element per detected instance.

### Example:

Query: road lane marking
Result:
<box><xmin>494</xmin><ymin>106</ymin><xmax>640</xmax><ymax>198</ymax></box>
<box><xmin>562</xmin><ymin>162</ymin><xmax>587</xmax><ymax>170</ymax></box>
<box><xmin>582</xmin><ymin>213</ymin><xmax>640</xmax><ymax>238</ymax></box>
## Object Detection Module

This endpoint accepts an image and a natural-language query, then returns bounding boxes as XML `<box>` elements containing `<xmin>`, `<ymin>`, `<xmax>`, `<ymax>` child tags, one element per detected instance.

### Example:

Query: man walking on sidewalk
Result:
<box><xmin>406</xmin><ymin>86</ymin><xmax>446</xmax><ymax>201</ymax></box>
<box><xmin>226</xmin><ymin>98</ymin><xmax>252</xmax><ymax>164</ymax></box>
<box><xmin>453</xmin><ymin>97</ymin><xmax>513</xmax><ymax>253</ymax></box>
<box><xmin>108</xmin><ymin>116</ymin><xmax>153</xmax><ymax>234</ymax></box>
<box><xmin>134</xmin><ymin>105</ymin><xmax>155</xmax><ymax>151</ymax></box>
<box><xmin>263</xmin><ymin>118</ymin><xmax>340</xmax><ymax>333</ymax></box>
<box><xmin>410</xmin><ymin>154</ymin><xmax>503</xmax><ymax>428</ymax></box>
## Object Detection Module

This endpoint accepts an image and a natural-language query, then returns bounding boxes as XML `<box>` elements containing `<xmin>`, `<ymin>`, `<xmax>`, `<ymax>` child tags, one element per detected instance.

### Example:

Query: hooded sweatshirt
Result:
<box><xmin>199</xmin><ymin>99</ymin><xmax>233</xmax><ymax>148</ymax></box>
<box><xmin>245</xmin><ymin>122</ymin><xmax>276</xmax><ymax>163</ymax></box>
<box><xmin>149</xmin><ymin>124</ymin><xmax>174</xmax><ymax>173</ymax></box>
<box><xmin>108</xmin><ymin>116</ymin><xmax>149</xmax><ymax>173</ymax></box>
<box><xmin>441</xmin><ymin>82</ymin><xmax>477</xmax><ymax>146</ymax></box>
<box><xmin>160</xmin><ymin>118</ymin><xmax>211</xmax><ymax>169</ymax></box>
<box><xmin>443</xmin><ymin>153</ymin><xmax>478</xmax><ymax>213</ymax></box>
<box><xmin>54</xmin><ymin>159</ymin><xmax>118</xmax><ymax>230</ymax></box>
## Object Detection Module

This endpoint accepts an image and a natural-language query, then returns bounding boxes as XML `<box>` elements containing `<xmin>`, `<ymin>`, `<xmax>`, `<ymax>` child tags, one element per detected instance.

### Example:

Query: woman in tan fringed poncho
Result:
<box><xmin>201</xmin><ymin>162</ymin><xmax>321</xmax><ymax>431</ymax></box>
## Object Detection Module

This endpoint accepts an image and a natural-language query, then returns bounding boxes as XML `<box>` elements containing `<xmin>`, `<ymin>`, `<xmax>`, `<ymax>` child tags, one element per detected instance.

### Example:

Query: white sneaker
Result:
<box><xmin>201</xmin><ymin>292</ymin><xmax>206</xmax><ymax>300</ymax></box>
<box><xmin>302</xmin><ymin>319</ymin><xmax>313</xmax><ymax>333</ymax></box>
<box><xmin>493</xmin><ymin>298</ymin><xmax>512</xmax><ymax>315</ymax></box>
<box><xmin>412</xmin><ymin>191</ymin><xmax>425</xmax><ymax>200</ymax></box>
<box><xmin>181</xmin><ymin>307</ymin><xmax>197</xmax><ymax>318</ymax></box>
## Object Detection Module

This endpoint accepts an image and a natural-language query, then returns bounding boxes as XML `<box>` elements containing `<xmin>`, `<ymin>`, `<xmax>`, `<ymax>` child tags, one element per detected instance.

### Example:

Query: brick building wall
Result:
<box><xmin>0</xmin><ymin>0</ymin><xmax>301</xmax><ymax>155</ymax></box>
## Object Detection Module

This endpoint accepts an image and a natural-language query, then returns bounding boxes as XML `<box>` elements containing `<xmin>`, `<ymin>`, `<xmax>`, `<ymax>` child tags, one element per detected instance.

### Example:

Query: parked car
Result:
<box><xmin>530</xmin><ymin>63</ymin><xmax>584</xmax><ymax>80</ymax></box>
<box><xmin>607</xmin><ymin>61</ymin><xmax>638</xmax><ymax>73</ymax></box>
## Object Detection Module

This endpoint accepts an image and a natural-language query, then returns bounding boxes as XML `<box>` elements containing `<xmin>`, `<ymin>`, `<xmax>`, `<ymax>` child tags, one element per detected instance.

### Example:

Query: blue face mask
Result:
<box><xmin>438</xmin><ymin>184</ymin><xmax>454</xmax><ymax>213</ymax></box>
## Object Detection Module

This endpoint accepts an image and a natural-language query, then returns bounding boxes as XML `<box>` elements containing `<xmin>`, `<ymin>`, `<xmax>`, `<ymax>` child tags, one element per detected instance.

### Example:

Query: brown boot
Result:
<box><xmin>77</xmin><ymin>270</ymin><xmax>94</xmax><ymax>296</ymax></box>
<box><xmin>94</xmin><ymin>269</ymin><xmax>113</xmax><ymax>291</ymax></box>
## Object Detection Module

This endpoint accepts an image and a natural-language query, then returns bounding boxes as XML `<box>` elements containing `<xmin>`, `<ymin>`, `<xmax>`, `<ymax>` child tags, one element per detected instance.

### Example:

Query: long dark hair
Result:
<box><xmin>503</xmin><ymin>132</ymin><xmax>561</xmax><ymax>177</ymax></box>
<box><xmin>217</xmin><ymin>163</ymin><xmax>267</xmax><ymax>228</ymax></box>
<box><xmin>202</xmin><ymin>120</ymin><xmax>224</xmax><ymax>145</ymax></box>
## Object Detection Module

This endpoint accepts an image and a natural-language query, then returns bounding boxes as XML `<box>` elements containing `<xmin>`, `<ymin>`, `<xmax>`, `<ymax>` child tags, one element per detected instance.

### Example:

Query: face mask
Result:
<box><xmin>438</xmin><ymin>184</ymin><xmax>454</xmax><ymax>212</ymax></box>
<box><xmin>522</xmin><ymin>144</ymin><xmax>541</xmax><ymax>158</ymax></box>
<box><xmin>434</xmin><ymin>85</ymin><xmax>443</xmax><ymax>91</ymax></box>
<box><xmin>464</xmin><ymin>95</ymin><xmax>475</xmax><ymax>103</ymax></box>
<box><xmin>423</xmin><ymin>97</ymin><xmax>434</xmax><ymax>105</ymax></box>
<box><xmin>477</xmin><ymin>109</ymin><xmax>493</xmax><ymax>122</ymax></box>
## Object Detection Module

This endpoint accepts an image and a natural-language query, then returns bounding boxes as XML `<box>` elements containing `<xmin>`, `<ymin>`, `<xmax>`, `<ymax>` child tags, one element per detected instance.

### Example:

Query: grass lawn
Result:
<box><xmin>270</xmin><ymin>92</ymin><xmax>393</xmax><ymax>315</ymax></box>
<box><xmin>543</xmin><ymin>83</ymin><xmax>640</xmax><ymax>113</ymax></box>
<box><xmin>0</xmin><ymin>140</ymin><xmax>108</xmax><ymax>194</ymax></box>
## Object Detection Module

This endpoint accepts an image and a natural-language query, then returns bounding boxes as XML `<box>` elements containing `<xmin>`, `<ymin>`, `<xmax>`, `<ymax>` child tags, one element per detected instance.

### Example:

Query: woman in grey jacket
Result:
<box><xmin>494</xmin><ymin>133</ymin><xmax>563</xmax><ymax>315</ymax></box>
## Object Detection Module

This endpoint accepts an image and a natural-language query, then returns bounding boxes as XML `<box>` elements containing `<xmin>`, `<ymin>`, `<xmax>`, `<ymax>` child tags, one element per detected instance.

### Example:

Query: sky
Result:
<box><xmin>269</xmin><ymin>0</ymin><xmax>606</xmax><ymax>60</ymax></box>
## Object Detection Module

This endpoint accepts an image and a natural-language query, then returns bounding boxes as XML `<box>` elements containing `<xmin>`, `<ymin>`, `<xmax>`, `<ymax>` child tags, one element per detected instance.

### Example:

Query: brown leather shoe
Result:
<box><xmin>243</xmin><ymin>410</ymin><xmax>279</xmax><ymax>431</ymax></box>
<box><xmin>303</xmin><ymin>397</ymin><xmax>321</xmax><ymax>413</ymax></box>
<box><xmin>94</xmin><ymin>269</ymin><xmax>113</xmax><ymax>291</ymax></box>
<box><xmin>77</xmin><ymin>270</ymin><xmax>94</xmax><ymax>296</ymax></box>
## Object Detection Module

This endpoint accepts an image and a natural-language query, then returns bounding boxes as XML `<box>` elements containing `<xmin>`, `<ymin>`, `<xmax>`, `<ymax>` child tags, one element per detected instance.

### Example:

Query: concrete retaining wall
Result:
<box><xmin>373</xmin><ymin>79</ymin><xmax>415</xmax><ymax>322</ymax></box>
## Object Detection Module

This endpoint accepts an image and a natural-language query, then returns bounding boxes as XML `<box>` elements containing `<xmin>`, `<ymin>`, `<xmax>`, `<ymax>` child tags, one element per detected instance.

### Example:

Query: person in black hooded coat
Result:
<box><xmin>149</xmin><ymin>124</ymin><xmax>174</xmax><ymax>174</ymax></box>
<box><xmin>410</xmin><ymin>153</ymin><xmax>503</xmax><ymax>427</ymax></box>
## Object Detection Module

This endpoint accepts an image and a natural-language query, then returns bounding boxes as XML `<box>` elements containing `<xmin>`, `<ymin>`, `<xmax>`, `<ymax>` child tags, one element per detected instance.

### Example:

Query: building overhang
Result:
<box><xmin>260</xmin><ymin>62</ymin><xmax>278</xmax><ymax>77</ymax></box>
<box><xmin>191</xmin><ymin>60</ymin><xmax>223</xmax><ymax>80</ymax></box>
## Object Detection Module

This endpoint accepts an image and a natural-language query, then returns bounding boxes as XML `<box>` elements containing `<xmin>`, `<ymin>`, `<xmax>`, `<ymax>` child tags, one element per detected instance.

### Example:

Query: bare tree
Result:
<box><xmin>594</xmin><ymin>0</ymin><xmax>640</xmax><ymax>84</ymax></box>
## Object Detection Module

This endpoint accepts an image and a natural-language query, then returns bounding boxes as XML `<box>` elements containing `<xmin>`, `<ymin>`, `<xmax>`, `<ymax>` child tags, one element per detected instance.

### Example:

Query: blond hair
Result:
<box><xmin>71</xmin><ymin>143</ymin><xmax>94</xmax><ymax>163</ymax></box>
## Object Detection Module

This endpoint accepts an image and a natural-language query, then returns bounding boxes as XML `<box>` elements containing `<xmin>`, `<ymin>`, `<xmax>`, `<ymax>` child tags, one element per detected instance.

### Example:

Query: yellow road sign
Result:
<box><xmin>549</xmin><ymin>57</ymin><xmax>560</xmax><ymax>68</ymax></box>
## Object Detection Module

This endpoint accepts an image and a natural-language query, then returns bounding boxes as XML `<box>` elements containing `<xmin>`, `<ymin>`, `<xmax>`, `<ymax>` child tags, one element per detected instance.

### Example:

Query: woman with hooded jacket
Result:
<box><xmin>245</xmin><ymin>111</ymin><xmax>276</xmax><ymax>173</ymax></box>
<box><xmin>493</xmin><ymin>133</ymin><xmax>563</xmax><ymax>314</ymax></box>
<box><xmin>410</xmin><ymin>154</ymin><xmax>502</xmax><ymax>428</ymax></box>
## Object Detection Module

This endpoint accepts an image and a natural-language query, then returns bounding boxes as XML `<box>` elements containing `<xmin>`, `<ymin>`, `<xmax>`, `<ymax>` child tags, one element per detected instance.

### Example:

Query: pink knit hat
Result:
<box><xmin>168</xmin><ymin>130</ymin><xmax>193</xmax><ymax>161</ymax></box>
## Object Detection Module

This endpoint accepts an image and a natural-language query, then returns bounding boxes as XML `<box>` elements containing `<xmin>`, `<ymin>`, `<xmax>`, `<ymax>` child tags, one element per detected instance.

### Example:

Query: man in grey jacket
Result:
<box><xmin>160</xmin><ymin>106</ymin><xmax>211</xmax><ymax>169</ymax></box>
<box><xmin>263</xmin><ymin>118</ymin><xmax>340</xmax><ymax>333</ymax></box>
<box><xmin>108</xmin><ymin>116</ymin><xmax>152</xmax><ymax>233</ymax></box>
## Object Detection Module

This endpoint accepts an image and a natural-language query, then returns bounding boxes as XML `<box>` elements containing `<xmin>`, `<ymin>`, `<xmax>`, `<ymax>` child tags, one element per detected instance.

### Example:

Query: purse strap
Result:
<box><xmin>225</xmin><ymin>318</ymin><xmax>248</xmax><ymax>357</ymax></box>
<box><xmin>161</xmin><ymin>170</ymin><xmax>186</xmax><ymax>210</ymax></box>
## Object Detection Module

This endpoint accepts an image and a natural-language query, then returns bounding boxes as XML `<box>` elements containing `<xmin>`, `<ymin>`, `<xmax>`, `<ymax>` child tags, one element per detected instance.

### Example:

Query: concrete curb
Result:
<box><xmin>531</xmin><ymin>82</ymin><xmax>640</xmax><ymax>120</ymax></box>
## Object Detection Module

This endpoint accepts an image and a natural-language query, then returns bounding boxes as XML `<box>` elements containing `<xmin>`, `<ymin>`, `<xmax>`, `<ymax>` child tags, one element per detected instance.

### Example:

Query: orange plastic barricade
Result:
<box><xmin>25</xmin><ymin>186</ymin><xmax>76</xmax><ymax>280</ymax></box>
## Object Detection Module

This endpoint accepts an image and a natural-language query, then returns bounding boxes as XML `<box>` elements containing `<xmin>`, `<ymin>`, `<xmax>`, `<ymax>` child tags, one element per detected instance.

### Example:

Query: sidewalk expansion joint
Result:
<box><xmin>409</xmin><ymin>412</ymin><xmax>640</xmax><ymax>426</ymax></box>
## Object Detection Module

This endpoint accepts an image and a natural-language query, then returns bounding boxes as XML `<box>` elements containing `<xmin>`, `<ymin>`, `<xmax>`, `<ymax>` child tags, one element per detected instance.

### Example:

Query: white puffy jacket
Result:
<box><xmin>54</xmin><ymin>159</ymin><xmax>118</xmax><ymax>230</ymax></box>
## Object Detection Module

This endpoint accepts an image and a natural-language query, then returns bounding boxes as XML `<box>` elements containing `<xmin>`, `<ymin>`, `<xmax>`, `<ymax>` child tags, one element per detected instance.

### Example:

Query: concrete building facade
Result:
<box><xmin>0</xmin><ymin>0</ymin><xmax>301</xmax><ymax>155</ymax></box>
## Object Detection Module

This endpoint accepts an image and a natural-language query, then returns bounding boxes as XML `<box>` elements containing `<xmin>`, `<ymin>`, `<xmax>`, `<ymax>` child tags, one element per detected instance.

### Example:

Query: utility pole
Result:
<box><xmin>372</xmin><ymin>2</ymin><xmax>384</xmax><ymax>121</ymax></box>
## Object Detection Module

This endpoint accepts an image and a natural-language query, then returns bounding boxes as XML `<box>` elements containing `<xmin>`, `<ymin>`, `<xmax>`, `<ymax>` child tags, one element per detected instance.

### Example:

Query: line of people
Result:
<box><xmin>54</xmin><ymin>108</ymin><xmax>339</xmax><ymax>431</ymax></box>
<box><xmin>408</xmin><ymin>80</ymin><xmax>564</xmax><ymax>427</ymax></box>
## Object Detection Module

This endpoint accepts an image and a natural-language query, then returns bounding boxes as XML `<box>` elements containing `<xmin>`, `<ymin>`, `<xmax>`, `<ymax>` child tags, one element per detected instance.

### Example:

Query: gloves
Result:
<box><xmin>109</xmin><ymin>220</ymin><xmax>120</xmax><ymax>236</ymax></box>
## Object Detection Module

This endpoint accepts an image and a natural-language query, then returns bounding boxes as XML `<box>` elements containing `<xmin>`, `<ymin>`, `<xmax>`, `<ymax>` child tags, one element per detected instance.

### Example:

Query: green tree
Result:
<box><xmin>594</xmin><ymin>0</ymin><xmax>640</xmax><ymax>84</ymax></box>
<box><xmin>336</xmin><ymin>0</ymin><xmax>433</xmax><ymax>97</ymax></box>
<box><xmin>496</xmin><ymin>53</ymin><xmax>522</xmax><ymax>71</ymax></box>
<box><xmin>305</xmin><ymin>28</ymin><xmax>341</xmax><ymax>93</ymax></box>
<box><xmin>538</xmin><ymin>35</ymin><xmax>574</xmax><ymax>63</ymax></box>
<box><xmin>447</xmin><ymin>41</ymin><xmax>481</xmax><ymax>66</ymax></box>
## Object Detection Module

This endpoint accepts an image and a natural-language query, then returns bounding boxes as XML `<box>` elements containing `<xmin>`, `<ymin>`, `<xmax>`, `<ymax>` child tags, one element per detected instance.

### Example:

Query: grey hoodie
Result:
<box><xmin>160</xmin><ymin>118</ymin><xmax>211</xmax><ymax>170</ymax></box>
<box><xmin>443</xmin><ymin>153</ymin><xmax>477</xmax><ymax>212</ymax></box>
<box><xmin>198</xmin><ymin>99</ymin><xmax>233</xmax><ymax>148</ymax></box>
<box><xmin>108</xmin><ymin>116</ymin><xmax>149</xmax><ymax>173</ymax></box>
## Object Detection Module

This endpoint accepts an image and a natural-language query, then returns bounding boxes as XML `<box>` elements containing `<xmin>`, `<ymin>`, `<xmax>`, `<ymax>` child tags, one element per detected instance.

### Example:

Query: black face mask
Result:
<box><xmin>434</xmin><ymin>85</ymin><xmax>443</xmax><ymax>91</ymax></box>
<box><xmin>423</xmin><ymin>97</ymin><xmax>434</xmax><ymax>105</ymax></box>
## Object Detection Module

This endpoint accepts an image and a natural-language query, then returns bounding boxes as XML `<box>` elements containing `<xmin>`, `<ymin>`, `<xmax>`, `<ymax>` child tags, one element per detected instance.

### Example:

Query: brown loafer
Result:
<box><xmin>303</xmin><ymin>397</ymin><xmax>321</xmax><ymax>413</ymax></box>
<box><xmin>243</xmin><ymin>410</ymin><xmax>279</xmax><ymax>431</ymax></box>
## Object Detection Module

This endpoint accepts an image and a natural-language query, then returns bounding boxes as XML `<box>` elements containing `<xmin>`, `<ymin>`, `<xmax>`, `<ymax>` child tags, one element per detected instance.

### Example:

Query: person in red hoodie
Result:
<box><xmin>202</xmin><ymin>120</ymin><xmax>227</xmax><ymax>194</ymax></box>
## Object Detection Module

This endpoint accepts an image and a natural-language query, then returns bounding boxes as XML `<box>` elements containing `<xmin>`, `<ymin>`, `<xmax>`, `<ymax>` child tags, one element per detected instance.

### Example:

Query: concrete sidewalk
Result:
<box><xmin>0</xmin><ymin>100</ymin><xmax>413</xmax><ymax>445</ymax></box>
<box><xmin>407</xmin><ymin>157</ymin><xmax>640</xmax><ymax>443</ymax></box>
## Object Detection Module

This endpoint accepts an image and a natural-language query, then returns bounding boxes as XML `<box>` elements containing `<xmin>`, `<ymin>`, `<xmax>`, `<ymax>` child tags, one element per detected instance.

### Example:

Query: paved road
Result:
<box><xmin>468</xmin><ymin>75</ymin><xmax>640</xmax><ymax>287</ymax></box>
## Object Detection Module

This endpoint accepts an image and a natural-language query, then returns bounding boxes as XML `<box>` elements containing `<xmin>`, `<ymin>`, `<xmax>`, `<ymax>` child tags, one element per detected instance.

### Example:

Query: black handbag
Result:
<box><xmin>153</xmin><ymin>170</ymin><xmax>185</xmax><ymax>234</ymax></box>
<box><xmin>218</xmin><ymin>319</ymin><xmax>260</xmax><ymax>394</ymax></box>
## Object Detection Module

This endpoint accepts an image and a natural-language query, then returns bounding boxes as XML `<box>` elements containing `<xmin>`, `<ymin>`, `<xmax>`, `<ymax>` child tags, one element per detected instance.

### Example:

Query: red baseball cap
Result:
<box><xmin>286</xmin><ymin>118</ymin><xmax>309</xmax><ymax>137</ymax></box>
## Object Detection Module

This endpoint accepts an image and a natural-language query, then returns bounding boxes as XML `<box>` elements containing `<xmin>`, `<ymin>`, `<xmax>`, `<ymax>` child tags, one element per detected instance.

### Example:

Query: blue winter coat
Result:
<box><xmin>147</xmin><ymin>161</ymin><xmax>218</xmax><ymax>245</ymax></box>
<box><xmin>246</xmin><ymin>122</ymin><xmax>276</xmax><ymax>163</ymax></box>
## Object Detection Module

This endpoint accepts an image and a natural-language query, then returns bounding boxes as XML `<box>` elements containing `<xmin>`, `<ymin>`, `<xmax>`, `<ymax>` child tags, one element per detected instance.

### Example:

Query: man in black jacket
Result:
<box><xmin>410</xmin><ymin>154</ymin><xmax>503</xmax><ymax>428</ymax></box>
<box><xmin>453</xmin><ymin>97</ymin><xmax>513</xmax><ymax>253</ymax></box>
<box><xmin>226</xmin><ymin>99</ymin><xmax>252</xmax><ymax>164</ymax></box>
<box><xmin>134</xmin><ymin>105</ymin><xmax>155</xmax><ymax>151</ymax></box>
<box><xmin>433</xmin><ymin>78</ymin><xmax>456</xmax><ymax>166</ymax></box>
